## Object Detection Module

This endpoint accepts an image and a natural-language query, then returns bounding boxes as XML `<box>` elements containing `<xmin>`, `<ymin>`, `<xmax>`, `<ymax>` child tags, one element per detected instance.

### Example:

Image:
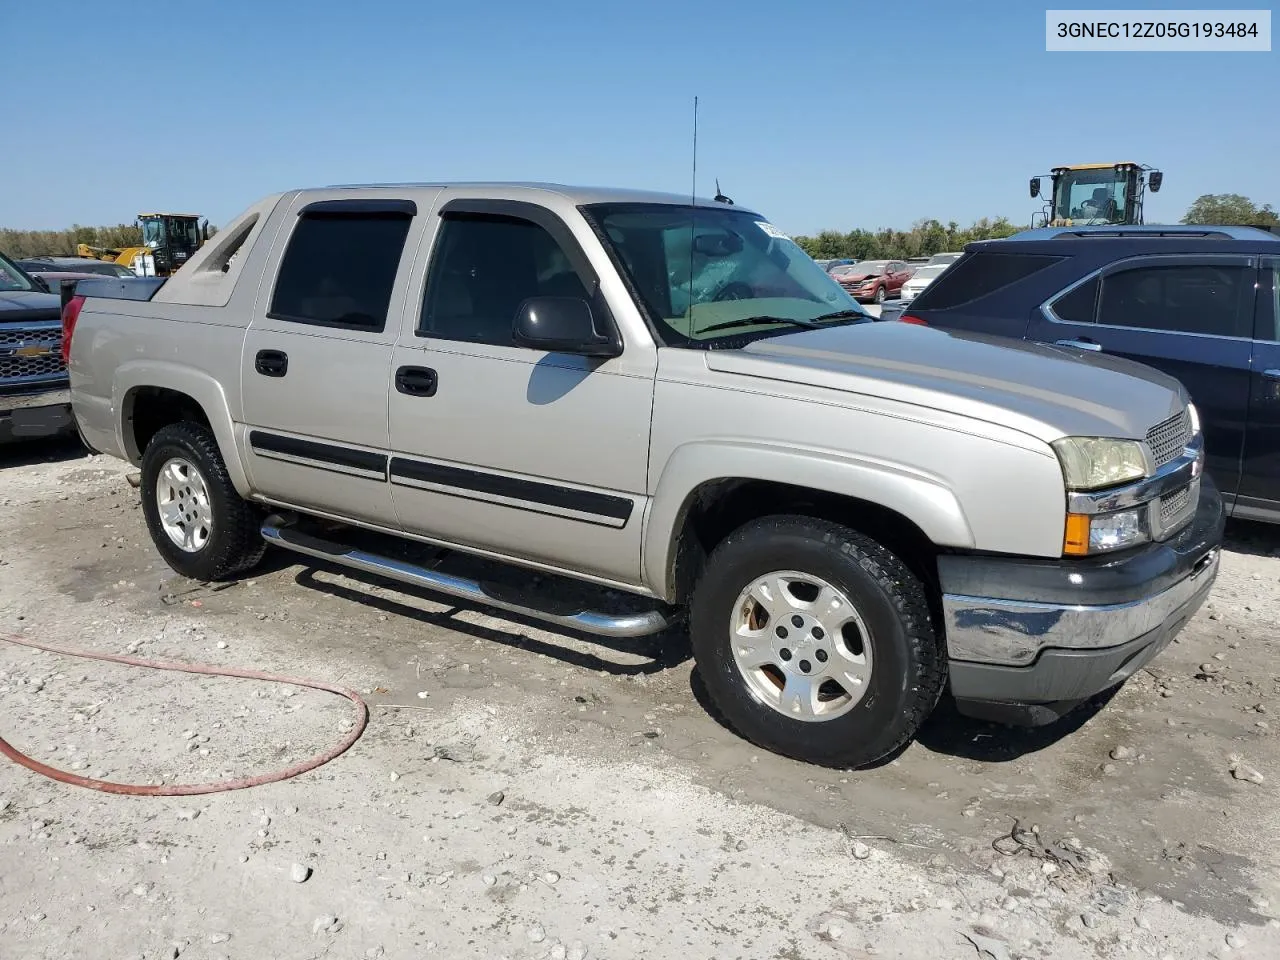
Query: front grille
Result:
<box><xmin>0</xmin><ymin>324</ymin><xmax>65</xmax><ymax>385</ymax></box>
<box><xmin>1159</xmin><ymin>484</ymin><xmax>1192</xmax><ymax>525</ymax></box>
<box><xmin>1146</xmin><ymin>409</ymin><xmax>1193</xmax><ymax>468</ymax></box>
<box><xmin>0</xmin><ymin>351</ymin><xmax>64</xmax><ymax>382</ymax></box>
<box><xmin>1155</xmin><ymin>481</ymin><xmax>1197</xmax><ymax>538</ymax></box>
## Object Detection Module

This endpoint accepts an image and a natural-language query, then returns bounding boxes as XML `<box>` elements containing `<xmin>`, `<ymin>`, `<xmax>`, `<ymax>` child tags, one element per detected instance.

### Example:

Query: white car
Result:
<box><xmin>900</xmin><ymin>261</ymin><xmax>952</xmax><ymax>301</ymax></box>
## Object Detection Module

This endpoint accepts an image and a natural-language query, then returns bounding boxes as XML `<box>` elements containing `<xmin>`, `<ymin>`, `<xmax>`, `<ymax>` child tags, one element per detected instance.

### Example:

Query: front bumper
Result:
<box><xmin>0</xmin><ymin>383</ymin><xmax>74</xmax><ymax>442</ymax></box>
<box><xmin>941</xmin><ymin>475</ymin><xmax>1224</xmax><ymax>724</ymax></box>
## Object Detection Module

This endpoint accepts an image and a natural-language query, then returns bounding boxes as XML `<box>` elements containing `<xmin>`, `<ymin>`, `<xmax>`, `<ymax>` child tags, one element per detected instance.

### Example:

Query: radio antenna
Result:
<box><xmin>685</xmin><ymin>95</ymin><xmax>698</xmax><ymax>333</ymax></box>
<box><xmin>690</xmin><ymin>95</ymin><xmax>699</xmax><ymax>206</ymax></box>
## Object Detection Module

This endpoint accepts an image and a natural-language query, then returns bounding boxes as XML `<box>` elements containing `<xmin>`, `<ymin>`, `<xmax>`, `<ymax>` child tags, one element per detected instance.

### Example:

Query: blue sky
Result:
<box><xmin>1</xmin><ymin>0</ymin><xmax>1274</xmax><ymax>235</ymax></box>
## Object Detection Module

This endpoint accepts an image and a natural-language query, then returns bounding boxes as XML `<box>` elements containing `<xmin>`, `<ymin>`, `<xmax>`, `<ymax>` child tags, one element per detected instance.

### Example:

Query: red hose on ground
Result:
<box><xmin>0</xmin><ymin>633</ymin><xmax>369</xmax><ymax>796</ymax></box>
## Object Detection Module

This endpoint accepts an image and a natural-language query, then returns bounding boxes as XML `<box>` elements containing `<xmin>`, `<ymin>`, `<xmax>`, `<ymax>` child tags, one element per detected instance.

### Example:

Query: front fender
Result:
<box><xmin>113</xmin><ymin>361</ymin><xmax>250</xmax><ymax>496</ymax></box>
<box><xmin>642</xmin><ymin>439</ymin><xmax>975</xmax><ymax>600</ymax></box>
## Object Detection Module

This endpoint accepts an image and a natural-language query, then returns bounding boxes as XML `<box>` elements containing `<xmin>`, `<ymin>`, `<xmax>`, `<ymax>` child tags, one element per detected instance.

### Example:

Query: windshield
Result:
<box><xmin>585</xmin><ymin>204</ymin><xmax>871</xmax><ymax>345</ymax></box>
<box><xmin>0</xmin><ymin>254</ymin><xmax>36</xmax><ymax>292</ymax></box>
<box><xmin>1051</xmin><ymin>169</ymin><xmax>1129</xmax><ymax>224</ymax></box>
<box><xmin>843</xmin><ymin>261</ymin><xmax>888</xmax><ymax>276</ymax></box>
<box><xmin>927</xmin><ymin>252</ymin><xmax>961</xmax><ymax>265</ymax></box>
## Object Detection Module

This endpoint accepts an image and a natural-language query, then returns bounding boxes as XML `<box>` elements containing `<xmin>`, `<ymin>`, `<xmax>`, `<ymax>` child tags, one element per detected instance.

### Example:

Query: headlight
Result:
<box><xmin>1064</xmin><ymin>508</ymin><xmax>1148</xmax><ymax>555</ymax></box>
<box><xmin>1051</xmin><ymin>436</ymin><xmax>1148</xmax><ymax>491</ymax></box>
<box><xmin>1188</xmin><ymin>402</ymin><xmax>1200</xmax><ymax>434</ymax></box>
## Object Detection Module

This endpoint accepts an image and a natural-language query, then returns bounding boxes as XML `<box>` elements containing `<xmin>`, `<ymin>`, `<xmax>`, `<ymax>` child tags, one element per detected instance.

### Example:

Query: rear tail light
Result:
<box><xmin>61</xmin><ymin>294</ymin><xmax>85</xmax><ymax>365</ymax></box>
<box><xmin>898</xmin><ymin>314</ymin><xmax>928</xmax><ymax>325</ymax></box>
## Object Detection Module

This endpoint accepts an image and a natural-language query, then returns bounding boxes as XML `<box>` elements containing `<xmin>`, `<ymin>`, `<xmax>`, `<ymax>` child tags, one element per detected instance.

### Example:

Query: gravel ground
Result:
<box><xmin>1</xmin><ymin>438</ymin><xmax>1278</xmax><ymax>960</ymax></box>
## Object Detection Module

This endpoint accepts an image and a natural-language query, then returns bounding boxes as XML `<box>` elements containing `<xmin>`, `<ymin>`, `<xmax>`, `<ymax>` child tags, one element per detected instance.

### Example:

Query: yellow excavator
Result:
<box><xmin>1030</xmin><ymin>163</ymin><xmax>1163</xmax><ymax>227</ymax></box>
<box><xmin>77</xmin><ymin>212</ymin><xmax>209</xmax><ymax>276</ymax></box>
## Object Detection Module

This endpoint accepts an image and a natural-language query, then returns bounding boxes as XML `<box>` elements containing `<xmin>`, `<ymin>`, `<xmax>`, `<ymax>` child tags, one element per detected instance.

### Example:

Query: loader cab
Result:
<box><xmin>136</xmin><ymin>213</ymin><xmax>208</xmax><ymax>276</ymax></box>
<box><xmin>1030</xmin><ymin>163</ymin><xmax>1162</xmax><ymax>228</ymax></box>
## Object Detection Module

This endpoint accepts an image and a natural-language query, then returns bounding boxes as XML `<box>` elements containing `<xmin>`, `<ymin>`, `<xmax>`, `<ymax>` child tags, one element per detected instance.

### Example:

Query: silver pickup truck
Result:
<box><xmin>65</xmin><ymin>183</ymin><xmax>1223</xmax><ymax>767</ymax></box>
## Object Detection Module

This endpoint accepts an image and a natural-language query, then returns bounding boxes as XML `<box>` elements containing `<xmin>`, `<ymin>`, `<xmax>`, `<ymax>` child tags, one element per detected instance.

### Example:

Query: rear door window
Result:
<box><xmin>269</xmin><ymin>211</ymin><xmax>413</xmax><ymax>332</ymax></box>
<box><xmin>1048</xmin><ymin>276</ymin><xmax>1100</xmax><ymax>324</ymax></box>
<box><xmin>1095</xmin><ymin>263</ymin><xmax>1254</xmax><ymax>338</ymax></box>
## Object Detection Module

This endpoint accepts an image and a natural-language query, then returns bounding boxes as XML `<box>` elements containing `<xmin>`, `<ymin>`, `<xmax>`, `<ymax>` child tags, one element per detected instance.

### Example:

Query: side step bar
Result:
<box><xmin>260</xmin><ymin>516</ymin><xmax>675</xmax><ymax>639</ymax></box>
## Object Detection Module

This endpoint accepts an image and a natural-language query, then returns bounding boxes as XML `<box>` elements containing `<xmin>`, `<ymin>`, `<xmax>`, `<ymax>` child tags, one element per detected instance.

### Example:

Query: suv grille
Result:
<box><xmin>1146</xmin><ymin>409</ymin><xmax>1192</xmax><ymax>468</ymax></box>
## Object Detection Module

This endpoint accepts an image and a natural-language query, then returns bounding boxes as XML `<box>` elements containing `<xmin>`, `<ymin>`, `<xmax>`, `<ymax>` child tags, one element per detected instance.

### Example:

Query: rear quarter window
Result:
<box><xmin>909</xmin><ymin>252</ymin><xmax>1065</xmax><ymax>310</ymax></box>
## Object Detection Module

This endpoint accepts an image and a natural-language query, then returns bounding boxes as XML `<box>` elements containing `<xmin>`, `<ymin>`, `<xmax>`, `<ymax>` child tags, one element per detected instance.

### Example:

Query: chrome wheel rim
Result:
<box><xmin>155</xmin><ymin>457</ymin><xmax>213</xmax><ymax>553</ymax></box>
<box><xmin>730</xmin><ymin>570</ymin><xmax>873</xmax><ymax>723</ymax></box>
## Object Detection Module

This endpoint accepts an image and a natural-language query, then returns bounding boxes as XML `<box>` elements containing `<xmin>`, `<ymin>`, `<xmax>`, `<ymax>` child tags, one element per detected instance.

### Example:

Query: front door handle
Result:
<box><xmin>255</xmin><ymin>349</ymin><xmax>288</xmax><ymax>377</ymax></box>
<box><xmin>395</xmin><ymin>365</ymin><xmax>438</xmax><ymax>397</ymax></box>
<box><xmin>1055</xmin><ymin>337</ymin><xmax>1102</xmax><ymax>352</ymax></box>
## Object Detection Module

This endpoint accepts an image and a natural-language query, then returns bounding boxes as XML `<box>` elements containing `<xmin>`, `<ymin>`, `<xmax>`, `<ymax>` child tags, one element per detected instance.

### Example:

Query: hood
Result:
<box><xmin>839</xmin><ymin>273</ymin><xmax>879</xmax><ymax>283</ymax></box>
<box><xmin>704</xmin><ymin>322</ymin><xmax>1186</xmax><ymax>443</ymax></box>
<box><xmin>0</xmin><ymin>289</ymin><xmax>61</xmax><ymax>314</ymax></box>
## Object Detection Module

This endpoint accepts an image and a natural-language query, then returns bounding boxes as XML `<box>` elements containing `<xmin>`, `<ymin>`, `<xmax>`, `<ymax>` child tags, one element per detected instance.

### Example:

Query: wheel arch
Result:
<box><xmin>114</xmin><ymin>362</ymin><xmax>250</xmax><ymax>496</ymax></box>
<box><xmin>644</xmin><ymin>441</ymin><xmax>974</xmax><ymax>604</ymax></box>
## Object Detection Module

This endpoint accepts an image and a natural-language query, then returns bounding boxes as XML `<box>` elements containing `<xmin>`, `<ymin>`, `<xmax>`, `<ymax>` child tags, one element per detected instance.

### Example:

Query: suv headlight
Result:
<box><xmin>1051</xmin><ymin>437</ymin><xmax>1148</xmax><ymax>491</ymax></box>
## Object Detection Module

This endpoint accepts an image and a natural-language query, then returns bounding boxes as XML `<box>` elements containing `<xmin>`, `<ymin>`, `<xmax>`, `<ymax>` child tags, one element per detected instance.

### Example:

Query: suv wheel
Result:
<box><xmin>690</xmin><ymin>515</ymin><xmax>944</xmax><ymax>768</ymax></box>
<box><xmin>874</xmin><ymin>285</ymin><xmax>887</xmax><ymax>304</ymax></box>
<box><xmin>140</xmin><ymin>422</ymin><xmax>265</xmax><ymax>581</ymax></box>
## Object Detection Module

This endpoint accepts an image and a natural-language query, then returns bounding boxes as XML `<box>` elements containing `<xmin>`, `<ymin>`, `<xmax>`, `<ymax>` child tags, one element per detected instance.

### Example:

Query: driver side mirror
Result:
<box><xmin>1029</xmin><ymin>177</ymin><xmax>1041</xmax><ymax>199</ymax></box>
<box><xmin>513</xmin><ymin>296</ymin><xmax>621</xmax><ymax>358</ymax></box>
<box><xmin>1148</xmin><ymin>171</ymin><xmax>1163</xmax><ymax>192</ymax></box>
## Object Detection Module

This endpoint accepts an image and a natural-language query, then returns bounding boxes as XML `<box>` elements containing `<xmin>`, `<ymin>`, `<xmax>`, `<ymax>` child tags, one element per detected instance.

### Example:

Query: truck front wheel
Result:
<box><xmin>139</xmin><ymin>422</ymin><xmax>266</xmax><ymax>582</ymax></box>
<box><xmin>689</xmin><ymin>515</ymin><xmax>944</xmax><ymax>768</ymax></box>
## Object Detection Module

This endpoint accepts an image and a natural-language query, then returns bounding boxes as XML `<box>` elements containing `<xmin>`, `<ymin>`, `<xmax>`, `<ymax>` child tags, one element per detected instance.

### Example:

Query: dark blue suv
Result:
<box><xmin>896</xmin><ymin>225</ymin><xmax>1280</xmax><ymax>523</ymax></box>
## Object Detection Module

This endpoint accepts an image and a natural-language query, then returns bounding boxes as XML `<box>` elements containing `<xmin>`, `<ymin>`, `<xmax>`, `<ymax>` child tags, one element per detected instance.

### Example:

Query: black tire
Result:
<box><xmin>139</xmin><ymin>422</ymin><xmax>265</xmax><ymax>582</ymax></box>
<box><xmin>874</xmin><ymin>285</ymin><xmax>887</xmax><ymax>304</ymax></box>
<box><xmin>689</xmin><ymin>515</ymin><xmax>944</xmax><ymax>768</ymax></box>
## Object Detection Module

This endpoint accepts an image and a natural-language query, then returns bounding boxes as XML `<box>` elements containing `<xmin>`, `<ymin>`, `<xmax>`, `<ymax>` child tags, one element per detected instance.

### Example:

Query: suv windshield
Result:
<box><xmin>584</xmin><ymin>203</ymin><xmax>871</xmax><ymax>345</ymax></box>
<box><xmin>0</xmin><ymin>254</ymin><xmax>37</xmax><ymax>293</ymax></box>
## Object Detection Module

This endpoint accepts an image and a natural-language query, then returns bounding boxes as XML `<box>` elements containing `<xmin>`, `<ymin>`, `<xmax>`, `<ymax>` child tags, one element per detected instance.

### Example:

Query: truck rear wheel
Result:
<box><xmin>689</xmin><ymin>515</ymin><xmax>944</xmax><ymax>768</ymax></box>
<box><xmin>140</xmin><ymin>422</ymin><xmax>265</xmax><ymax>582</ymax></box>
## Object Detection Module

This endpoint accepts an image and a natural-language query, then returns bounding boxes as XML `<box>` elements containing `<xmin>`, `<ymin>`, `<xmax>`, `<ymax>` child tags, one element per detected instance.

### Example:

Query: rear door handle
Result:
<box><xmin>395</xmin><ymin>365</ymin><xmax>438</xmax><ymax>397</ymax></box>
<box><xmin>1055</xmin><ymin>338</ymin><xmax>1102</xmax><ymax>352</ymax></box>
<box><xmin>255</xmin><ymin>349</ymin><xmax>288</xmax><ymax>377</ymax></box>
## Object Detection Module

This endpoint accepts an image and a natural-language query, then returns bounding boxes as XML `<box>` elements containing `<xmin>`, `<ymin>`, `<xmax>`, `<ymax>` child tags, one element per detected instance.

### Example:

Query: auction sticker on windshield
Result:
<box><xmin>755</xmin><ymin>221</ymin><xmax>790</xmax><ymax>240</ymax></box>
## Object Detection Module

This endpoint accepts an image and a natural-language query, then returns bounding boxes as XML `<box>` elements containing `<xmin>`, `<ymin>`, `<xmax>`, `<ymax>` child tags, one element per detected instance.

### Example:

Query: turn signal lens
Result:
<box><xmin>1063</xmin><ymin>514</ymin><xmax>1091</xmax><ymax>555</ymax></box>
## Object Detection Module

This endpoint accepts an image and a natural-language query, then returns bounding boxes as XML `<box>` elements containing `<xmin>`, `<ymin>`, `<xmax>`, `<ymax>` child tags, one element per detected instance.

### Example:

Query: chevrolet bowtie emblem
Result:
<box><xmin>14</xmin><ymin>345</ymin><xmax>52</xmax><ymax>357</ymax></box>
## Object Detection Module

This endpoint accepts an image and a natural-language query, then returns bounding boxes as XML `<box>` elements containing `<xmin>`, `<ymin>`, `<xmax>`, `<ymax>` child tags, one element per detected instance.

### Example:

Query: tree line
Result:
<box><xmin>0</xmin><ymin>224</ymin><xmax>144</xmax><ymax>258</ymax></box>
<box><xmin>2</xmin><ymin>194</ymin><xmax>1273</xmax><ymax>263</ymax></box>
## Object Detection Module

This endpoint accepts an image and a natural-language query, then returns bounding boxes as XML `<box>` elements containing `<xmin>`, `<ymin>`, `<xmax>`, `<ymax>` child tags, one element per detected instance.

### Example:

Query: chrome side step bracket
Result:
<box><xmin>260</xmin><ymin>516</ymin><xmax>675</xmax><ymax>639</ymax></box>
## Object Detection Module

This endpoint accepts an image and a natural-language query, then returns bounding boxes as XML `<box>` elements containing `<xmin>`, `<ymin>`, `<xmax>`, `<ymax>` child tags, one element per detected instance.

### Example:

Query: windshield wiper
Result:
<box><xmin>696</xmin><ymin>315</ymin><xmax>822</xmax><ymax>335</ymax></box>
<box><xmin>809</xmin><ymin>309</ymin><xmax>872</xmax><ymax>323</ymax></box>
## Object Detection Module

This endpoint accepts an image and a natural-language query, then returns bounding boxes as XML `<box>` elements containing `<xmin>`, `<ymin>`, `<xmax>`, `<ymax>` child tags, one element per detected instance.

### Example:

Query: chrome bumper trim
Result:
<box><xmin>0</xmin><ymin>385</ymin><xmax>71</xmax><ymax>414</ymax></box>
<box><xmin>944</xmin><ymin>547</ymin><xmax>1219</xmax><ymax>667</ymax></box>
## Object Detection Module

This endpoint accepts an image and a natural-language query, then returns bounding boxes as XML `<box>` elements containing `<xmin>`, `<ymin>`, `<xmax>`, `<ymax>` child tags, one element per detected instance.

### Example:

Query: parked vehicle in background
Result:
<box><xmin>926</xmin><ymin>251</ymin><xmax>964</xmax><ymax>266</ymax></box>
<box><xmin>0</xmin><ymin>252</ymin><xmax>74</xmax><ymax>442</ymax></box>
<box><xmin>831</xmin><ymin>260</ymin><xmax>912</xmax><ymax>303</ymax></box>
<box><xmin>824</xmin><ymin>258</ymin><xmax>859</xmax><ymax>273</ymax></box>
<box><xmin>899</xmin><ymin>261</ymin><xmax>951</xmax><ymax>302</ymax></box>
<box><xmin>899</xmin><ymin>224</ymin><xmax>1280</xmax><ymax>522</ymax></box>
<box><xmin>17</xmin><ymin>257</ymin><xmax>137</xmax><ymax>294</ymax></box>
<box><xmin>67</xmin><ymin>183</ymin><xmax>1220</xmax><ymax>767</ymax></box>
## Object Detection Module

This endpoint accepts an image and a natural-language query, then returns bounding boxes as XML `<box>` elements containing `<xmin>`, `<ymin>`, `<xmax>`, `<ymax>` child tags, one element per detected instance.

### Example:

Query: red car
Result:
<box><xmin>830</xmin><ymin>260</ymin><xmax>912</xmax><ymax>304</ymax></box>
